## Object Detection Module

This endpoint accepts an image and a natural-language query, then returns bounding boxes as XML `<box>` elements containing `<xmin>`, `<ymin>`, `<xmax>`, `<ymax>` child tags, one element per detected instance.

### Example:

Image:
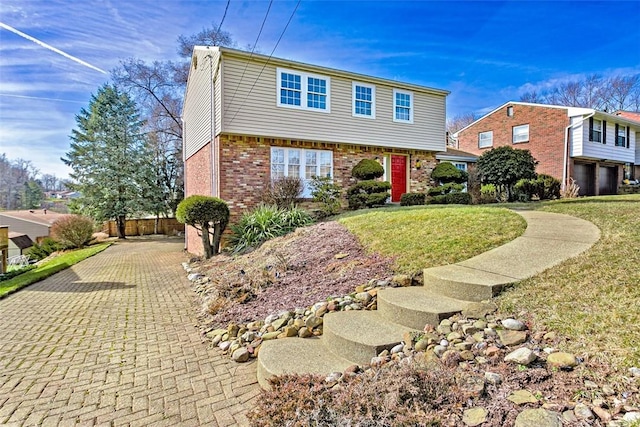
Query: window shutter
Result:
<box><xmin>589</xmin><ymin>117</ymin><xmax>594</xmax><ymax>141</ymax></box>
<box><xmin>615</xmin><ymin>123</ymin><xmax>619</xmax><ymax>146</ymax></box>
<box><xmin>602</xmin><ymin>121</ymin><xmax>606</xmax><ymax>144</ymax></box>
<box><xmin>627</xmin><ymin>126</ymin><xmax>631</xmax><ymax>148</ymax></box>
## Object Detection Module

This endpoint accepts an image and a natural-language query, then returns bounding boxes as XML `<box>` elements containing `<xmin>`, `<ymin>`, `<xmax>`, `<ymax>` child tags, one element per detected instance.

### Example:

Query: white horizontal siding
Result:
<box><xmin>571</xmin><ymin>117</ymin><xmax>636</xmax><ymax>163</ymax></box>
<box><xmin>219</xmin><ymin>56</ymin><xmax>446</xmax><ymax>151</ymax></box>
<box><xmin>183</xmin><ymin>50</ymin><xmax>220</xmax><ymax>159</ymax></box>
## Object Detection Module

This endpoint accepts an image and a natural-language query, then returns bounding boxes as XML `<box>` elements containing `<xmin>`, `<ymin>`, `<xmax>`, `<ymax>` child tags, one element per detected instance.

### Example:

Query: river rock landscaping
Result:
<box><xmin>183</xmin><ymin>220</ymin><xmax>639</xmax><ymax>426</ymax></box>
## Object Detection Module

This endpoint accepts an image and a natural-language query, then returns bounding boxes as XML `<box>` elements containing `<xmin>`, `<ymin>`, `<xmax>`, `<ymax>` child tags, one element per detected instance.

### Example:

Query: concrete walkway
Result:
<box><xmin>0</xmin><ymin>237</ymin><xmax>259</xmax><ymax>426</ymax></box>
<box><xmin>257</xmin><ymin>210</ymin><xmax>601</xmax><ymax>386</ymax></box>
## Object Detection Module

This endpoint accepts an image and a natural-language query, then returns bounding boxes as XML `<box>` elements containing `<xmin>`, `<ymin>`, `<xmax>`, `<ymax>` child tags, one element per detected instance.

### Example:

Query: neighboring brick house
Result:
<box><xmin>182</xmin><ymin>46</ymin><xmax>449</xmax><ymax>255</ymax></box>
<box><xmin>453</xmin><ymin>102</ymin><xmax>640</xmax><ymax>196</ymax></box>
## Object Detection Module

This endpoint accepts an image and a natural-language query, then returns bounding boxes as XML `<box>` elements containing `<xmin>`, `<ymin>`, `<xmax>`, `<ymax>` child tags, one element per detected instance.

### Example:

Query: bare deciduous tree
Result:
<box><xmin>111</xmin><ymin>24</ymin><xmax>238</xmax><ymax>217</ymax></box>
<box><xmin>520</xmin><ymin>73</ymin><xmax>640</xmax><ymax>112</ymax></box>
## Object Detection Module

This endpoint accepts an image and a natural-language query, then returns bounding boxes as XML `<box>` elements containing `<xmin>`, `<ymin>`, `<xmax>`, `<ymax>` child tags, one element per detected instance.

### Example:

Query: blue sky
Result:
<box><xmin>1</xmin><ymin>0</ymin><xmax>639</xmax><ymax>178</ymax></box>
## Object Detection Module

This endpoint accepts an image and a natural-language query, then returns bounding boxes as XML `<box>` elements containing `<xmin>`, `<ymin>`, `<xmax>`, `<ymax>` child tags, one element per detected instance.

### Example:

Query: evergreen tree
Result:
<box><xmin>62</xmin><ymin>84</ymin><xmax>151</xmax><ymax>238</ymax></box>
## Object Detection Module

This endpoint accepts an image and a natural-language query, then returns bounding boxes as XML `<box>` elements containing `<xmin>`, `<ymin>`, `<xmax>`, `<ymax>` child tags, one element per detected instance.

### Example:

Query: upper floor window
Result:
<box><xmin>507</xmin><ymin>106</ymin><xmax>514</xmax><ymax>117</ymax></box>
<box><xmin>589</xmin><ymin>118</ymin><xmax>603</xmax><ymax>143</ymax></box>
<box><xmin>353</xmin><ymin>82</ymin><xmax>376</xmax><ymax>118</ymax></box>
<box><xmin>271</xmin><ymin>147</ymin><xmax>333</xmax><ymax>197</ymax></box>
<box><xmin>616</xmin><ymin>124</ymin><xmax>627</xmax><ymax>147</ymax></box>
<box><xmin>512</xmin><ymin>124</ymin><xmax>529</xmax><ymax>143</ymax></box>
<box><xmin>478</xmin><ymin>131</ymin><xmax>493</xmax><ymax>148</ymax></box>
<box><xmin>393</xmin><ymin>89</ymin><xmax>413</xmax><ymax>123</ymax></box>
<box><xmin>277</xmin><ymin>68</ymin><xmax>330</xmax><ymax>112</ymax></box>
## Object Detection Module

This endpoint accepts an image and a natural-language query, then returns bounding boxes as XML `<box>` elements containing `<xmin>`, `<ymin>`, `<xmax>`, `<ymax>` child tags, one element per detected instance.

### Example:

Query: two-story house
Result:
<box><xmin>182</xmin><ymin>46</ymin><xmax>449</xmax><ymax>255</ymax></box>
<box><xmin>453</xmin><ymin>102</ymin><xmax>639</xmax><ymax>196</ymax></box>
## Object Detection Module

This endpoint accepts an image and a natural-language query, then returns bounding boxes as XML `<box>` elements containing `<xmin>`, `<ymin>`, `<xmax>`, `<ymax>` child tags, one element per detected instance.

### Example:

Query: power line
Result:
<box><xmin>225</xmin><ymin>0</ymin><xmax>274</xmax><ymax>111</ymax></box>
<box><xmin>228</xmin><ymin>0</ymin><xmax>301</xmax><ymax>125</ymax></box>
<box><xmin>215</xmin><ymin>0</ymin><xmax>231</xmax><ymax>39</ymax></box>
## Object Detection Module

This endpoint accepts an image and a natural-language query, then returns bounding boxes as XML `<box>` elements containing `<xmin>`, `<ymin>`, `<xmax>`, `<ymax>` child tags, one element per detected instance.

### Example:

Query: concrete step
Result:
<box><xmin>257</xmin><ymin>338</ymin><xmax>354</xmax><ymax>389</ymax></box>
<box><xmin>322</xmin><ymin>310</ymin><xmax>416</xmax><ymax>365</ymax></box>
<box><xmin>422</xmin><ymin>264</ymin><xmax>516</xmax><ymax>302</ymax></box>
<box><xmin>377</xmin><ymin>287</ymin><xmax>469</xmax><ymax>329</ymax></box>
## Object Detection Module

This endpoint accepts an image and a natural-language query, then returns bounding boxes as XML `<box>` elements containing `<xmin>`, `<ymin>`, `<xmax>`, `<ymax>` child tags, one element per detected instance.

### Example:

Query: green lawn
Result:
<box><xmin>498</xmin><ymin>194</ymin><xmax>640</xmax><ymax>369</ymax></box>
<box><xmin>338</xmin><ymin>205</ymin><xmax>527</xmax><ymax>274</ymax></box>
<box><xmin>0</xmin><ymin>243</ymin><xmax>112</xmax><ymax>298</ymax></box>
<box><xmin>339</xmin><ymin>195</ymin><xmax>640</xmax><ymax>371</ymax></box>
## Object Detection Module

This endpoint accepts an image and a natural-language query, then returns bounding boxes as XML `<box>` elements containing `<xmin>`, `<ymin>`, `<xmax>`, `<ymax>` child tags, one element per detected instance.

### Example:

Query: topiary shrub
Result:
<box><xmin>50</xmin><ymin>215</ymin><xmax>95</xmax><ymax>249</ymax></box>
<box><xmin>351</xmin><ymin>159</ymin><xmax>384</xmax><ymax>180</ymax></box>
<box><xmin>309</xmin><ymin>176</ymin><xmax>342</xmax><ymax>217</ymax></box>
<box><xmin>431</xmin><ymin>162</ymin><xmax>468</xmax><ymax>185</ymax></box>
<box><xmin>262</xmin><ymin>176</ymin><xmax>304</xmax><ymax>208</ymax></box>
<box><xmin>347</xmin><ymin>181</ymin><xmax>391</xmax><ymax>209</ymax></box>
<box><xmin>400</xmin><ymin>192</ymin><xmax>426</xmax><ymax>206</ymax></box>
<box><xmin>176</xmin><ymin>195</ymin><xmax>230</xmax><ymax>258</ymax></box>
<box><xmin>227</xmin><ymin>205</ymin><xmax>313</xmax><ymax>253</ymax></box>
<box><xmin>348</xmin><ymin>159</ymin><xmax>390</xmax><ymax>210</ymax></box>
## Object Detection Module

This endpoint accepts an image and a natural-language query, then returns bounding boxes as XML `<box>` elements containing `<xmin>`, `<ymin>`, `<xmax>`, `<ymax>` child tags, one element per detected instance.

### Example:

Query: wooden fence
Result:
<box><xmin>102</xmin><ymin>218</ymin><xmax>184</xmax><ymax>237</ymax></box>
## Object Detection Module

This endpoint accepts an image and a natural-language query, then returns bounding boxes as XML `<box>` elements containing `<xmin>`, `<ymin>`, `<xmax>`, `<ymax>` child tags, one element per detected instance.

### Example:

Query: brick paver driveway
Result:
<box><xmin>0</xmin><ymin>237</ymin><xmax>259</xmax><ymax>426</ymax></box>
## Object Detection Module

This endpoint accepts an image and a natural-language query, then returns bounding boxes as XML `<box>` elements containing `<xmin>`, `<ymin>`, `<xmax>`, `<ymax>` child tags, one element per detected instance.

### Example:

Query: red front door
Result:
<box><xmin>390</xmin><ymin>155</ymin><xmax>407</xmax><ymax>202</ymax></box>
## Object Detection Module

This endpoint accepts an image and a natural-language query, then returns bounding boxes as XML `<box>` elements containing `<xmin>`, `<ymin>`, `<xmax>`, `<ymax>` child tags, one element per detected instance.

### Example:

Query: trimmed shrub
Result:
<box><xmin>514</xmin><ymin>178</ymin><xmax>540</xmax><ymax>202</ymax></box>
<box><xmin>514</xmin><ymin>174</ymin><xmax>562</xmax><ymax>202</ymax></box>
<box><xmin>347</xmin><ymin>181</ymin><xmax>391</xmax><ymax>209</ymax></box>
<box><xmin>309</xmin><ymin>176</ymin><xmax>342</xmax><ymax>217</ymax></box>
<box><xmin>29</xmin><ymin>237</ymin><xmax>60</xmax><ymax>260</ymax></box>
<box><xmin>429</xmin><ymin>192</ymin><xmax>472</xmax><ymax>205</ymax></box>
<box><xmin>427</xmin><ymin>183</ymin><xmax>465</xmax><ymax>196</ymax></box>
<box><xmin>50</xmin><ymin>215</ymin><xmax>95</xmax><ymax>249</ymax></box>
<box><xmin>400</xmin><ymin>192</ymin><xmax>426</xmax><ymax>206</ymax></box>
<box><xmin>227</xmin><ymin>205</ymin><xmax>313</xmax><ymax>253</ymax></box>
<box><xmin>431</xmin><ymin>162</ymin><xmax>468</xmax><ymax>184</ymax></box>
<box><xmin>445</xmin><ymin>192</ymin><xmax>472</xmax><ymax>205</ymax></box>
<box><xmin>176</xmin><ymin>195</ymin><xmax>230</xmax><ymax>258</ymax></box>
<box><xmin>537</xmin><ymin>174</ymin><xmax>561</xmax><ymax>200</ymax></box>
<box><xmin>262</xmin><ymin>176</ymin><xmax>304</xmax><ymax>208</ymax></box>
<box><xmin>351</xmin><ymin>159</ymin><xmax>384</xmax><ymax>180</ymax></box>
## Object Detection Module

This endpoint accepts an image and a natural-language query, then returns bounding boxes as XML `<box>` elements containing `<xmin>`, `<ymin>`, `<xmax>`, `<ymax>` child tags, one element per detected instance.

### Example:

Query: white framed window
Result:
<box><xmin>512</xmin><ymin>124</ymin><xmax>529</xmax><ymax>143</ymax></box>
<box><xmin>277</xmin><ymin>68</ymin><xmax>330</xmax><ymax>112</ymax></box>
<box><xmin>393</xmin><ymin>89</ymin><xmax>413</xmax><ymax>123</ymax></box>
<box><xmin>616</xmin><ymin>124</ymin><xmax>627</xmax><ymax>147</ymax></box>
<box><xmin>352</xmin><ymin>82</ymin><xmax>376</xmax><ymax>118</ymax></box>
<box><xmin>270</xmin><ymin>147</ymin><xmax>333</xmax><ymax>197</ymax></box>
<box><xmin>478</xmin><ymin>131</ymin><xmax>493</xmax><ymax>148</ymax></box>
<box><xmin>590</xmin><ymin>118</ymin><xmax>602</xmax><ymax>143</ymax></box>
<box><xmin>452</xmin><ymin>162</ymin><xmax>467</xmax><ymax>172</ymax></box>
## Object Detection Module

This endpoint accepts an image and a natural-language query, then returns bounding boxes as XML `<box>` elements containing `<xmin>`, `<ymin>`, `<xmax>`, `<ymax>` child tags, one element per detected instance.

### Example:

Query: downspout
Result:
<box><xmin>207</xmin><ymin>53</ymin><xmax>222</xmax><ymax>198</ymax></box>
<box><xmin>563</xmin><ymin>111</ymin><xmax>595</xmax><ymax>192</ymax></box>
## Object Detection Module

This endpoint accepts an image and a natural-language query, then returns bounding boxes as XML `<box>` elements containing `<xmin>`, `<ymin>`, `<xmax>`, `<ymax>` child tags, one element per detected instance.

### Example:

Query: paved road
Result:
<box><xmin>0</xmin><ymin>237</ymin><xmax>259</xmax><ymax>426</ymax></box>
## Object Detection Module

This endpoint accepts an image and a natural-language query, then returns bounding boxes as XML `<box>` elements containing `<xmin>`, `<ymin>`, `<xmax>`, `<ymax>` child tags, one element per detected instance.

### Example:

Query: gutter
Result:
<box><xmin>563</xmin><ymin>111</ymin><xmax>595</xmax><ymax>191</ymax></box>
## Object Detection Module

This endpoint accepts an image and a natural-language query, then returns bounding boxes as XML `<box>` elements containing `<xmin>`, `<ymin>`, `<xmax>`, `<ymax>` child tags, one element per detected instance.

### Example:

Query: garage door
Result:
<box><xmin>573</xmin><ymin>163</ymin><xmax>595</xmax><ymax>196</ymax></box>
<box><xmin>598</xmin><ymin>166</ymin><xmax>617</xmax><ymax>195</ymax></box>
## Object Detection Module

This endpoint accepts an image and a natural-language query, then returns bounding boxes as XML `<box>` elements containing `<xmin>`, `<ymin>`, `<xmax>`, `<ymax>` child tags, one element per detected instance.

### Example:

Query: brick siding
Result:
<box><xmin>184</xmin><ymin>143</ymin><xmax>213</xmax><ymax>256</ymax></box>
<box><xmin>184</xmin><ymin>133</ymin><xmax>438</xmax><ymax>255</ymax></box>
<box><xmin>457</xmin><ymin>104</ymin><xmax>570</xmax><ymax>180</ymax></box>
